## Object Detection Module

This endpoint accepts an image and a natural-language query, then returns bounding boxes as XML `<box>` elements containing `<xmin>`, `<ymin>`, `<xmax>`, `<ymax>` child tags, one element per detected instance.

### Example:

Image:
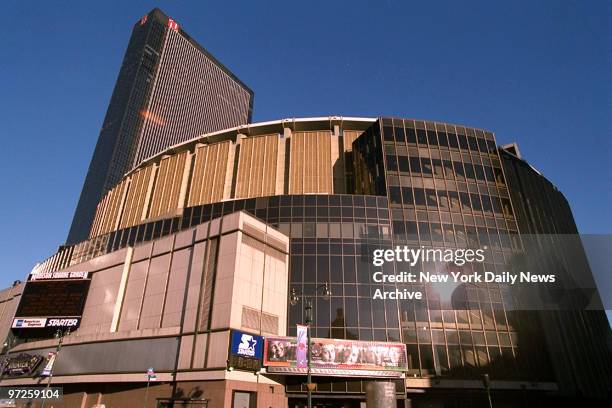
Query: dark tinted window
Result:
<box><xmin>448</xmin><ymin>133</ymin><xmax>459</xmax><ymax>149</ymax></box>
<box><xmin>414</xmin><ymin>188</ymin><xmax>426</xmax><ymax>205</ymax></box>
<box><xmin>386</xmin><ymin>155</ymin><xmax>398</xmax><ymax>171</ymax></box>
<box><xmin>458</xmin><ymin>134</ymin><xmax>469</xmax><ymax>150</ymax></box>
<box><xmin>389</xmin><ymin>187</ymin><xmax>401</xmax><ymax>204</ymax></box>
<box><xmin>427</xmin><ymin>130</ymin><xmax>438</xmax><ymax>145</ymax></box>
<box><xmin>394</xmin><ymin>126</ymin><xmax>405</xmax><ymax>143</ymax></box>
<box><xmin>406</xmin><ymin>128</ymin><xmax>417</xmax><ymax>144</ymax></box>
<box><xmin>410</xmin><ymin>157</ymin><xmax>421</xmax><ymax>173</ymax></box>
<box><xmin>402</xmin><ymin>187</ymin><xmax>414</xmax><ymax>205</ymax></box>
<box><xmin>421</xmin><ymin>158</ymin><xmax>433</xmax><ymax>175</ymax></box>
<box><xmin>383</xmin><ymin>126</ymin><xmax>394</xmax><ymax>141</ymax></box>
<box><xmin>438</xmin><ymin>132</ymin><xmax>449</xmax><ymax>147</ymax></box>
<box><xmin>398</xmin><ymin>156</ymin><xmax>409</xmax><ymax>172</ymax></box>
<box><xmin>416</xmin><ymin>129</ymin><xmax>427</xmax><ymax>144</ymax></box>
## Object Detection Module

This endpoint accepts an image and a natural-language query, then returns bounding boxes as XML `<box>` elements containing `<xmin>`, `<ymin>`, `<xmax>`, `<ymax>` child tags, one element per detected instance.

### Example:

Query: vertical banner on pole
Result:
<box><xmin>41</xmin><ymin>352</ymin><xmax>56</xmax><ymax>377</ymax></box>
<box><xmin>296</xmin><ymin>324</ymin><xmax>307</xmax><ymax>368</ymax></box>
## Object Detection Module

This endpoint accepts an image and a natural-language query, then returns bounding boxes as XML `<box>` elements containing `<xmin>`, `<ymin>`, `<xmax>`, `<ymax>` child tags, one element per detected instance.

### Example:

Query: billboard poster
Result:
<box><xmin>264</xmin><ymin>336</ymin><xmax>408</xmax><ymax>377</ymax></box>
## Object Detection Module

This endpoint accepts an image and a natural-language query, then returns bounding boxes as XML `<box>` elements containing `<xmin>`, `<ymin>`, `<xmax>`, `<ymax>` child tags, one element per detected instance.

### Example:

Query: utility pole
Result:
<box><xmin>305</xmin><ymin>299</ymin><xmax>314</xmax><ymax>408</ymax></box>
<box><xmin>483</xmin><ymin>373</ymin><xmax>493</xmax><ymax>408</ymax></box>
<box><xmin>41</xmin><ymin>328</ymin><xmax>69</xmax><ymax>408</ymax></box>
<box><xmin>290</xmin><ymin>282</ymin><xmax>331</xmax><ymax>408</ymax></box>
<box><xmin>143</xmin><ymin>367</ymin><xmax>156</xmax><ymax>408</ymax></box>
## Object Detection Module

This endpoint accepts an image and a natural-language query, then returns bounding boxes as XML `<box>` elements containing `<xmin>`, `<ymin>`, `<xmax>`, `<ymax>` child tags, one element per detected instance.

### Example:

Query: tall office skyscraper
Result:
<box><xmin>66</xmin><ymin>8</ymin><xmax>253</xmax><ymax>245</ymax></box>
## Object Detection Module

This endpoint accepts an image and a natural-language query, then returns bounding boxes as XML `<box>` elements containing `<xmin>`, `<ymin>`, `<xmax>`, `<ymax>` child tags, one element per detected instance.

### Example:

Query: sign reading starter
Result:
<box><xmin>12</xmin><ymin>271</ymin><xmax>91</xmax><ymax>333</ymax></box>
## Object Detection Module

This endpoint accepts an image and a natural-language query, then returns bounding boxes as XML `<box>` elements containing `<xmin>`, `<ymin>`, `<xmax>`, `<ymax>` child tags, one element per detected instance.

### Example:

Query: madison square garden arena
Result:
<box><xmin>0</xmin><ymin>116</ymin><xmax>610</xmax><ymax>407</ymax></box>
<box><xmin>0</xmin><ymin>8</ymin><xmax>610</xmax><ymax>408</ymax></box>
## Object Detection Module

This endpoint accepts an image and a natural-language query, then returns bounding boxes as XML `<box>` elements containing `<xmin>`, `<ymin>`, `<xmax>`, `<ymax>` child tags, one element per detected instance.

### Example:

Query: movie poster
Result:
<box><xmin>264</xmin><ymin>336</ymin><xmax>407</xmax><ymax>372</ymax></box>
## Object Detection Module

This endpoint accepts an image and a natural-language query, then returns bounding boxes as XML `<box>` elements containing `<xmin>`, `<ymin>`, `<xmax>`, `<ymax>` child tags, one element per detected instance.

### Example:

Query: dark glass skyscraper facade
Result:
<box><xmin>500</xmin><ymin>148</ymin><xmax>612</xmax><ymax>398</ymax></box>
<box><xmin>67</xmin><ymin>8</ymin><xmax>253</xmax><ymax>245</ymax></box>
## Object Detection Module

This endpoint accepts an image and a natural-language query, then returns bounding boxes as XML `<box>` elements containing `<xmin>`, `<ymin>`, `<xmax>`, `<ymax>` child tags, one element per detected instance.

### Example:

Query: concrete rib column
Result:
<box><xmin>110</xmin><ymin>246</ymin><xmax>134</xmax><ymax>332</ymax></box>
<box><xmin>275</xmin><ymin>130</ymin><xmax>288</xmax><ymax>195</ymax></box>
<box><xmin>177</xmin><ymin>151</ymin><xmax>194</xmax><ymax>210</ymax></box>
<box><xmin>331</xmin><ymin>125</ymin><xmax>344</xmax><ymax>194</ymax></box>
<box><xmin>140</xmin><ymin>163</ymin><xmax>159</xmax><ymax>222</ymax></box>
<box><xmin>113</xmin><ymin>179</ymin><xmax>130</xmax><ymax>232</ymax></box>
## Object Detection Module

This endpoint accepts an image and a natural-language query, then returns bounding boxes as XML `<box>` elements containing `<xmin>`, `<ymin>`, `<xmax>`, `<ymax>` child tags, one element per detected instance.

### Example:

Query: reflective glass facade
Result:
<box><xmin>501</xmin><ymin>148</ymin><xmax>612</xmax><ymax>397</ymax></box>
<box><xmin>370</xmin><ymin>118</ymin><xmax>554</xmax><ymax>382</ymax></box>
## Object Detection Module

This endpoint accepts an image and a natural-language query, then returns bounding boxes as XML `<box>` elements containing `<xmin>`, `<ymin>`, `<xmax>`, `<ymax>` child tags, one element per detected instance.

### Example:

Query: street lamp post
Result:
<box><xmin>290</xmin><ymin>282</ymin><xmax>331</xmax><ymax>408</ymax></box>
<box><xmin>304</xmin><ymin>298</ymin><xmax>314</xmax><ymax>408</ymax></box>
<box><xmin>482</xmin><ymin>373</ymin><xmax>493</xmax><ymax>408</ymax></box>
<box><xmin>40</xmin><ymin>328</ymin><xmax>69</xmax><ymax>408</ymax></box>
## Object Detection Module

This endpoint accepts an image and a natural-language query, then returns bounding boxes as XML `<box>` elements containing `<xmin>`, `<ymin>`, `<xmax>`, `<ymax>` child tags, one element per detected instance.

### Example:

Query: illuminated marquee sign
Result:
<box><xmin>12</xmin><ymin>271</ymin><xmax>90</xmax><ymax>333</ymax></box>
<box><xmin>264</xmin><ymin>336</ymin><xmax>407</xmax><ymax>378</ymax></box>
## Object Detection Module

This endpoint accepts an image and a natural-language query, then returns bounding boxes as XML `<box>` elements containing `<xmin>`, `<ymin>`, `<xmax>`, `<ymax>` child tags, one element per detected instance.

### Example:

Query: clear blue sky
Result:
<box><xmin>1</xmin><ymin>1</ymin><xmax>610</xmax><ymax>316</ymax></box>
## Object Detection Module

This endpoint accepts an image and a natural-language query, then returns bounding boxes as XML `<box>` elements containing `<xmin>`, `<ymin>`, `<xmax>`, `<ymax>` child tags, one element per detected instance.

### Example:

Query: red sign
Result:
<box><xmin>168</xmin><ymin>18</ymin><xmax>179</xmax><ymax>31</ymax></box>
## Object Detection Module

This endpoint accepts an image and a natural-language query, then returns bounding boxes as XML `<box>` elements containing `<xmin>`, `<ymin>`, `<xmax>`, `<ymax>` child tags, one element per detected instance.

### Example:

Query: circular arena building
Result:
<box><xmin>0</xmin><ymin>117</ymin><xmax>609</xmax><ymax>407</ymax></box>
